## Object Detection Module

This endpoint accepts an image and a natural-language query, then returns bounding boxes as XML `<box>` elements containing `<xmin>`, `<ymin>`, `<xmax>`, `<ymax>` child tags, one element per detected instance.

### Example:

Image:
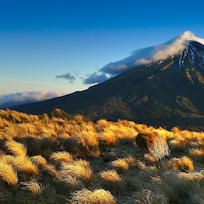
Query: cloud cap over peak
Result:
<box><xmin>83</xmin><ymin>31</ymin><xmax>204</xmax><ymax>85</ymax></box>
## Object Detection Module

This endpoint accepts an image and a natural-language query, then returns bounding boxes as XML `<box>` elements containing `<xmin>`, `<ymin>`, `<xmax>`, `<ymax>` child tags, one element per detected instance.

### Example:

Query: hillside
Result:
<box><xmin>0</xmin><ymin>109</ymin><xmax>203</xmax><ymax>203</ymax></box>
<box><xmin>11</xmin><ymin>41</ymin><xmax>204</xmax><ymax>128</ymax></box>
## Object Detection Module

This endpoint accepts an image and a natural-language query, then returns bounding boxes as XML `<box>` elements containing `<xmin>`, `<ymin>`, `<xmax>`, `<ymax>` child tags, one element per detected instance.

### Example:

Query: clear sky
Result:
<box><xmin>0</xmin><ymin>0</ymin><xmax>204</xmax><ymax>97</ymax></box>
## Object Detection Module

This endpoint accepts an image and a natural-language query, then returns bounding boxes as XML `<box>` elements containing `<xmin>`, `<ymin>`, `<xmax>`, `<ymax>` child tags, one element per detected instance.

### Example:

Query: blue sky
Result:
<box><xmin>0</xmin><ymin>0</ymin><xmax>204</xmax><ymax>98</ymax></box>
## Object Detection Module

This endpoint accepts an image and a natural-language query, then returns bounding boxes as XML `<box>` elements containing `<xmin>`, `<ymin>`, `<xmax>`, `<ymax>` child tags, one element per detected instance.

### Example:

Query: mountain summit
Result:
<box><xmin>90</xmin><ymin>31</ymin><xmax>204</xmax><ymax>81</ymax></box>
<box><xmin>11</xmin><ymin>32</ymin><xmax>204</xmax><ymax>128</ymax></box>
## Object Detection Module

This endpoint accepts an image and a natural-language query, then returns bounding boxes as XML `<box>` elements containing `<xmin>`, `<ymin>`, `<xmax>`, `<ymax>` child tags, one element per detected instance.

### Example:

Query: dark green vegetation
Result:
<box><xmin>12</xmin><ymin>41</ymin><xmax>204</xmax><ymax>129</ymax></box>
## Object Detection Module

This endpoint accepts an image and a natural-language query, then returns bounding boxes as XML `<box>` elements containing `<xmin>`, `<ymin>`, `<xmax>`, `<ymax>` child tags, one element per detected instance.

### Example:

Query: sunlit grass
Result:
<box><xmin>70</xmin><ymin>188</ymin><xmax>116</xmax><ymax>204</ymax></box>
<box><xmin>166</xmin><ymin>156</ymin><xmax>194</xmax><ymax>172</ymax></box>
<box><xmin>0</xmin><ymin>109</ymin><xmax>203</xmax><ymax>203</ymax></box>
<box><xmin>21</xmin><ymin>179</ymin><xmax>43</xmax><ymax>195</ymax></box>
<box><xmin>0</xmin><ymin>162</ymin><xmax>18</xmax><ymax>185</ymax></box>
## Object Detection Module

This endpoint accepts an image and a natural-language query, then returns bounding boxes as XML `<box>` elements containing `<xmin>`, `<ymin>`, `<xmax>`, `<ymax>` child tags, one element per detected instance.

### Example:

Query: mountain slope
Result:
<box><xmin>11</xmin><ymin>40</ymin><xmax>204</xmax><ymax>128</ymax></box>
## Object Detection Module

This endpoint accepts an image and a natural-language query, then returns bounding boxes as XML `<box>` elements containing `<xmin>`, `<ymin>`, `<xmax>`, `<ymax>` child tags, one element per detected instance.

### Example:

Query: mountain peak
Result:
<box><xmin>178</xmin><ymin>39</ymin><xmax>204</xmax><ymax>69</ymax></box>
<box><xmin>140</xmin><ymin>31</ymin><xmax>204</xmax><ymax>65</ymax></box>
<box><xmin>97</xmin><ymin>31</ymin><xmax>204</xmax><ymax>80</ymax></box>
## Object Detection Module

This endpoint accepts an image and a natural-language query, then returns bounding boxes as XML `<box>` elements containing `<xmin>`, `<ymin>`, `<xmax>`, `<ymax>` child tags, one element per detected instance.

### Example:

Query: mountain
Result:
<box><xmin>10</xmin><ymin>34</ymin><xmax>204</xmax><ymax>128</ymax></box>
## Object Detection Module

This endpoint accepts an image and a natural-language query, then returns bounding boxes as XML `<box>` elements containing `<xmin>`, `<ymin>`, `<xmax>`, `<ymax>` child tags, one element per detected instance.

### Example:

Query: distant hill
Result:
<box><xmin>11</xmin><ymin>41</ymin><xmax>204</xmax><ymax>128</ymax></box>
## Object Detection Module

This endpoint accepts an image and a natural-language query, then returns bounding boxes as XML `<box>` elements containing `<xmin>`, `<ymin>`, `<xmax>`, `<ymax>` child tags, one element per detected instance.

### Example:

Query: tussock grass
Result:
<box><xmin>99</xmin><ymin>170</ymin><xmax>124</xmax><ymax>193</ymax></box>
<box><xmin>0</xmin><ymin>109</ymin><xmax>203</xmax><ymax>203</ymax></box>
<box><xmin>50</xmin><ymin>151</ymin><xmax>73</xmax><ymax>163</ymax></box>
<box><xmin>21</xmin><ymin>180</ymin><xmax>43</xmax><ymax>195</ymax></box>
<box><xmin>166</xmin><ymin>156</ymin><xmax>194</xmax><ymax>172</ymax></box>
<box><xmin>5</xmin><ymin>140</ymin><xmax>27</xmax><ymax>156</ymax></box>
<box><xmin>5</xmin><ymin>156</ymin><xmax>39</xmax><ymax>175</ymax></box>
<box><xmin>0</xmin><ymin>162</ymin><xmax>18</xmax><ymax>185</ymax></box>
<box><xmin>190</xmin><ymin>148</ymin><xmax>204</xmax><ymax>163</ymax></box>
<box><xmin>100</xmin><ymin>170</ymin><xmax>122</xmax><ymax>182</ymax></box>
<box><xmin>111</xmin><ymin>155</ymin><xmax>135</xmax><ymax>171</ymax></box>
<box><xmin>70</xmin><ymin>188</ymin><xmax>116</xmax><ymax>204</ymax></box>
<box><xmin>133</xmin><ymin>189</ymin><xmax>168</xmax><ymax>204</ymax></box>
<box><xmin>31</xmin><ymin>155</ymin><xmax>47</xmax><ymax>167</ymax></box>
<box><xmin>61</xmin><ymin>160</ymin><xmax>93</xmax><ymax>180</ymax></box>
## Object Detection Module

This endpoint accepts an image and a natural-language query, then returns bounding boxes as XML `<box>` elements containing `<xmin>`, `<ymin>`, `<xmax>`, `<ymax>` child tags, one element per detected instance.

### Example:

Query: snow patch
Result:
<box><xmin>85</xmin><ymin>31</ymin><xmax>204</xmax><ymax>84</ymax></box>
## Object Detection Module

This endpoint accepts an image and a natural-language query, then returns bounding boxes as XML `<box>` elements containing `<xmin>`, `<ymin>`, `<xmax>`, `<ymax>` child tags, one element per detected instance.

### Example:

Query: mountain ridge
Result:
<box><xmin>10</xmin><ymin>37</ymin><xmax>204</xmax><ymax>129</ymax></box>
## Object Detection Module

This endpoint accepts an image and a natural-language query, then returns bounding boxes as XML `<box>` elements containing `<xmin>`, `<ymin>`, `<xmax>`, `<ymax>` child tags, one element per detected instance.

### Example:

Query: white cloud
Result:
<box><xmin>152</xmin><ymin>31</ymin><xmax>204</xmax><ymax>62</ymax></box>
<box><xmin>0</xmin><ymin>91</ymin><xmax>64</xmax><ymax>108</ymax></box>
<box><xmin>84</xmin><ymin>31</ymin><xmax>204</xmax><ymax>85</ymax></box>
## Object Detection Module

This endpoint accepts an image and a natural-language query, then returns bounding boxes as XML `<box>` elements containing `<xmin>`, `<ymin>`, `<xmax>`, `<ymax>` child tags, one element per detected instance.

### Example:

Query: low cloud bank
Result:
<box><xmin>84</xmin><ymin>31</ymin><xmax>204</xmax><ymax>84</ymax></box>
<box><xmin>0</xmin><ymin>91</ymin><xmax>64</xmax><ymax>109</ymax></box>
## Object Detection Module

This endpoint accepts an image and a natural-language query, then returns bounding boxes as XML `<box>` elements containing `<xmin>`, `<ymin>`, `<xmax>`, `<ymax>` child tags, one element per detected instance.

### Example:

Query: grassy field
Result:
<box><xmin>0</xmin><ymin>109</ymin><xmax>203</xmax><ymax>203</ymax></box>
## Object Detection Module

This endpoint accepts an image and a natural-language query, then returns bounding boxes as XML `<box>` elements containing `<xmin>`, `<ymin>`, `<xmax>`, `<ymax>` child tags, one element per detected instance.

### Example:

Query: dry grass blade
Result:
<box><xmin>0</xmin><ymin>162</ymin><xmax>18</xmax><ymax>185</ymax></box>
<box><xmin>166</xmin><ymin>156</ymin><xmax>194</xmax><ymax>172</ymax></box>
<box><xmin>70</xmin><ymin>188</ymin><xmax>116</xmax><ymax>204</ymax></box>
<box><xmin>50</xmin><ymin>151</ymin><xmax>73</xmax><ymax>163</ymax></box>
<box><xmin>31</xmin><ymin>155</ymin><xmax>47</xmax><ymax>166</ymax></box>
<box><xmin>111</xmin><ymin>156</ymin><xmax>135</xmax><ymax>171</ymax></box>
<box><xmin>21</xmin><ymin>180</ymin><xmax>43</xmax><ymax>195</ymax></box>
<box><xmin>88</xmin><ymin>189</ymin><xmax>116</xmax><ymax>204</ymax></box>
<box><xmin>62</xmin><ymin>160</ymin><xmax>93</xmax><ymax>180</ymax></box>
<box><xmin>100</xmin><ymin>170</ymin><xmax>122</xmax><ymax>182</ymax></box>
<box><xmin>5</xmin><ymin>140</ymin><xmax>27</xmax><ymax>156</ymax></box>
<box><xmin>10</xmin><ymin>156</ymin><xmax>39</xmax><ymax>175</ymax></box>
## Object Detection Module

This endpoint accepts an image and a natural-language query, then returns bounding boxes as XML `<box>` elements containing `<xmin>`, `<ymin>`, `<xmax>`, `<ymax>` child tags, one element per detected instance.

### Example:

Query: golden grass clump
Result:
<box><xmin>190</xmin><ymin>148</ymin><xmax>204</xmax><ymax>163</ymax></box>
<box><xmin>88</xmin><ymin>189</ymin><xmax>116</xmax><ymax>204</ymax></box>
<box><xmin>0</xmin><ymin>162</ymin><xmax>18</xmax><ymax>185</ymax></box>
<box><xmin>58</xmin><ymin>173</ymin><xmax>80</xmax><ymax>187</ymax></box>
<box><xmin>100</xmin><ymin>170</ymin><xmax>124</xmax><ymax>193</ymax></box>
<box><xmin>169</xmin><ymin>138</ymin><xmax>187</xmax><ymax>151</ymax></box>
<box><xmin>111</xmin><ymin>156</ymin><xmax>135</xmax><ymax>171</ymax></box>
<box><xmin>61</xmin><ymin>160</ymin><xmax>93</xmax><ymax>180</ymax></box>
<box><xmin>136</xmin><ymin>161</ymin><xmax>147</xmax><ymax>170</ymax></box>
<box><xmin>144</xmin><ymin>153</ymin><xmax>157</xmax><ymax>163</ymax></box>
<box><xmin>100</xmin><ymin>170</ymin><xmax>122</xmax><ymax>182</ymax></box>
<box><xmin>50</xmin><ymin>151</ymin><xmax>73</xmax><ymax>163</ymax></box>
<box><xmin>31</xmin><ymin>155</ymin><xmax>47</xmax><ymax>167</ymax></box>
<box><xmin>166</xmin><ymin>156</ymin><xmax>194</xmax><ymax>172</ymax></box>
<box><xmin>5</xmin><ymin>140</ymin><xmax>27</xmax><ymax>156</ymax></box>
<box><xmin>0</xmin><ymin>117</ymin><xmax>3</xmax><ymax>128</ymax></box>
<box><xmin>177</xmin><ymin>172</ymin><xmax>204</xmax><ymax>182</ymax></box>
<box><xmin>99</xmin><ymin>130</ymin><xmax>118</xmax><ymax>145</ymax></box>
<box><xmin>111</xmin><ymin>159</ymin><xmax>129</xmax><ymax>170</ymax></box>
<box><xmin>8</xmin><ymin>156</ymin><xmax>39</xmax><ymax>175</ymax></box>
<box><xmin>71</xmin><ymin>188</ymin><xmax>116</xmax><ymax>204</ymax></box>
<box><xmin>44</xmin><ymin>164</ymin><xmax>59</xmax><ymax>177</ymax></box>
<box><xmin>21</xmin><ymin>180</ymin><xmax>43</xmax><ymax>195</ymax></box>
<box><xmin>0</xmin><ymin>109</ymin><xmax>204</xmax><ymax>203</ymax></box>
